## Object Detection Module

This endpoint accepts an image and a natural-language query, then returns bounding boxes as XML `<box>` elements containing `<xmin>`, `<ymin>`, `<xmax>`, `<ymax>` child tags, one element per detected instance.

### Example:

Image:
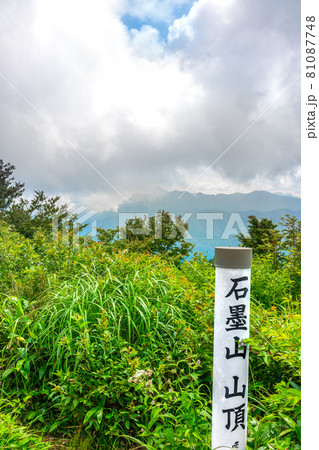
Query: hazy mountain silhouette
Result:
<box><xmin>91</xmin><ymin>190</ymin><xmax>301</xmax><ymax>258</ymax></box>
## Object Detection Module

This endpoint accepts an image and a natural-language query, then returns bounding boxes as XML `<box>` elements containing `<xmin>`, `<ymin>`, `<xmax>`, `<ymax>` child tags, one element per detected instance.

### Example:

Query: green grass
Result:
<box><xmin>0</xmin><ymin>399</ymin><xmax>52</xmax><ymax>449</ymax></box>
<box><xmin>0</xmin><ymin>223</ymin><xmax>301</xmax><ymax>448</ymax></box>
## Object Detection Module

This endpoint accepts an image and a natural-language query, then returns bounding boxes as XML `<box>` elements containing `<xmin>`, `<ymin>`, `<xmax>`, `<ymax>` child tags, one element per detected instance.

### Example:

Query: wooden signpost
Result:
<box><xmin>212</xmin><ymin>247</ymin><xmax>252</xmax><ymax>450</ymax></box>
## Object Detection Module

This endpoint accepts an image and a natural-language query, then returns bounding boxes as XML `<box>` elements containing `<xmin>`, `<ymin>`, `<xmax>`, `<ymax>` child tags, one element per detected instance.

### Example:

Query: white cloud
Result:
<box><xmin>129</xmin><ymin>25</ymin><xmax>165</xmax><ymax>60</ymax></box>
<box><xmin>124</xmin><ymin>0</ymin><xmax>191</xmax><ymax>23</ymax></box>
<box><xmin>0</xmin><ymin>0</ymin><xmax>300</xmax><ymax>210</ymax></box>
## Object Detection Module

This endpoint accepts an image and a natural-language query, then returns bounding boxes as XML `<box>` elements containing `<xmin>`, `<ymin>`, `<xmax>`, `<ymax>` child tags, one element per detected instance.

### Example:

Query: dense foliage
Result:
<box><xmin>0</xmin><ymin>160</ymin><xmax>25</xmax><ymax>211</ymax></box>
<box><xmin>97</xmin><ymin>210</ymin><xmax>194</xmax><ymax>265</ymax></box>
<box><xmin>0</xmin><ymin>159</ymin><xmax>301</xmax><ymax>449</ymax></box>
<box><xmin>0</xmin><ymin>216</ymin><xmax>300</xmax><ymax>449</ymax></box>
<box><xmin>0</xmin><ymin>159</ymin><xmax>77</xmax><ymax>239</ymax></box>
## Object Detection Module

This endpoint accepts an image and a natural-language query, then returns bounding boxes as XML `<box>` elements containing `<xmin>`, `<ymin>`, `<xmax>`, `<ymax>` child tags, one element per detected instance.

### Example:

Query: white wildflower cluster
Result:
<box><xmin>128</xmin><ymin>369</ymin><xmax>153</xmax><ymax>385</ymax></box>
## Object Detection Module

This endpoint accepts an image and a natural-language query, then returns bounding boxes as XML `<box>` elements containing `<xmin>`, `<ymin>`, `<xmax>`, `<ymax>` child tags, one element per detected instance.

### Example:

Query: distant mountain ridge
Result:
<box><xmin>120</xmin><ymin>190</ymin><xmax>301</xmax><ymax>213</ymax></box>
<box><xmin>91</xmin><ymin>190</ymin><xmax>301</xmax><ymax>258</ymax></box>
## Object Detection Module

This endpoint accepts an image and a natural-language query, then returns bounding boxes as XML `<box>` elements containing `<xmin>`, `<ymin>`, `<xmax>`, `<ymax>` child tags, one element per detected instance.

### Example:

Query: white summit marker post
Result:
<box><xmin>212</xmin><ymin>247</ymin><xmax>252</xmax><ymax>450</ymax></box>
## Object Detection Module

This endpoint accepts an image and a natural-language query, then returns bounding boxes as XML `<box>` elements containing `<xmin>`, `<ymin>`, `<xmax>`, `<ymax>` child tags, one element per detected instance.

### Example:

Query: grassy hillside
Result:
<box><xmin>0</xmin><ymin>220</ymin><xmax>300</xmax><ymax>449</ymax></box>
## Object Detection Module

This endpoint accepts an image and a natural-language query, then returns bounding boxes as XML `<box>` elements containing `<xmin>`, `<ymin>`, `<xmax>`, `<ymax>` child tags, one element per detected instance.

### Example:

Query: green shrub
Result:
<box><xmin>251</xmin><ymin>254</ymin><xmax>295</xmax><ymax>308</ymax></box>
<box><xmin>0</xmin><ymin>220</ymin><xmax>301</xmax><ymax>448</ymax></box>
<box><xmin>1</xmin><ymin>253</ymin><xmax>211</xmax><ymax>448</ymax></box>
<box><xmin>0</xmin><ymin>222</ymin><xmax>47</xmax><ymax>301</ymax></box>
<box><xmin>0</xmin><ymin>399</ymin><xmax>52</xmax><ymax>449</ymax></box>
<box><xmin>248</xmin><ymin>381</ymin><xmax>301</xmax><ymax>449</ymax></box>
<box><xmin>249</xmin><ymin>298</ymin><xmax>301</xmax><ymax>390</ymax></box>
<box><xmin>247</xmin><ymin>299</ymin><xmax>301</xmax><ymax>448</ymax></box>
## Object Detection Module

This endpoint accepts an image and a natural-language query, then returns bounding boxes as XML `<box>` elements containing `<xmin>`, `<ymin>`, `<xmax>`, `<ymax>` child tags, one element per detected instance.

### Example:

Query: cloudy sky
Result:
<box><xmin>0</xmin><ymin>0</ymin><xmax>300</xmax><ymax>210</ymax></box>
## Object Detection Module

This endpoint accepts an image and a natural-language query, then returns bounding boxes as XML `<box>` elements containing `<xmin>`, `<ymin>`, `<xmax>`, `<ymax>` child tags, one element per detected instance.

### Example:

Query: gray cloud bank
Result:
<box><xmin>0</xmin><ymin>0</ymin><xmax>300</xmax><ymax>210</ymax></box>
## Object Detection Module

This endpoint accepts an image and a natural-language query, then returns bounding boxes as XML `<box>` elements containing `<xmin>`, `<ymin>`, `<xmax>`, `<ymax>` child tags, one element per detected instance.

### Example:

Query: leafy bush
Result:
<box><xmin>1</xmin><ymin>250</ymin><xmax>212</xmax><ymax>448</ymax></box>
<box><xmin>0</xmin><ymin>399</ymin><xmax>52</xmax><ymax>449</ymax></box>
<box><xmin>0</xmin><ymin>219</ymin><xmax>301</xmax><ymax>448</ymax></box>
<box><xmin>249</xmin><ymin>298</ymin><xmax>301</xmax><ymax>387</ymax></box>
<box><xmin>250</xmin><ymin>254</ymin><xmax>295</xmax><ymax>308</ymax></box>
<box><xmin>0</xmin><ymin>222</ymin><xmax>47</xmax><ymax>301</ymax></box>
<box><xmin>248</xmin><ymin>381</ymin><xmax>301</xmax><ymax>449</ymax></box>
<box><xmin>247</xmin><ymin>299</ymin><xmax>301</xmax><ymax>448</ymax></box>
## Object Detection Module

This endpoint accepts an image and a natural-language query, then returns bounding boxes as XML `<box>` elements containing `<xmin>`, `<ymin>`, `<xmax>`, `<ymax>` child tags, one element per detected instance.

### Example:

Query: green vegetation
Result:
<box><xmin>0</xmin><ymin>159</ymin><xmax>77</xmax><ymax>239</ymax></box>
<box><xmin>97</xmin><ymin>210</ymin><xmax>194</xmax><ymax>265</ymax></box>
<box><xmin>0</xmin><ymin>161</ymin><xmax>301</xmax><ymax>449</ymax></box>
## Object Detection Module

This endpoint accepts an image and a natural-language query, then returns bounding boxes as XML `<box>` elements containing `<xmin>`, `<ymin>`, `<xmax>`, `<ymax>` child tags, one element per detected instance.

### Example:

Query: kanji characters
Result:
<box><xmin>225</xmin><ymin>304</ymin><xmax>247</xmax><ymax>331</ymax></box>
<box><xmin>225</xmin><ymin>336</ymin><xmax>247</xmax><ymax>359</ymax></box>
<box><xmin>222</xmin><ymin>403</ymin><xmax>246</xmax><ymax>431</ymax></box>
<box><xmin>225</xmin><ymin>276</ymin><xmax>249</xmax><ymax>300</ymax></box>
<box><xmin>224</xmin><ymin>376</ymin><xmax>246</xmax><ymax>399</ymax></box>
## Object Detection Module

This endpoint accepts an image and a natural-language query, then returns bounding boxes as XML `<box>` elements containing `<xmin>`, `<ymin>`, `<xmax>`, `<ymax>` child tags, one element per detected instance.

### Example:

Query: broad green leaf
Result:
<box><xmin>16</xmin><ymin>359</ymin><xmax>24</xmax><ymax>371</ymax></box>
<box><xmin>83</xmin><ymin>406</ymin><xmax>99</xmax><ymax>424</ymax></box>
<box><xmin>1</xmin><ymin>368</ymin><xmax>15</xmax><ymax>379</ymax></box>
<box><xmin>96</xmin><ymin>407</ymin><xmax>103</xmax><ymax>424</ymax></box>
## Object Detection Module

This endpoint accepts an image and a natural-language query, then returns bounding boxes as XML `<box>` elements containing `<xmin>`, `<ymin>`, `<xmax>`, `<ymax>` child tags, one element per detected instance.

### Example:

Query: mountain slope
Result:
<box><xmin>91</xmin><ymin>190</ymin><xmax>301</xmax><ymax>258</ymax></box>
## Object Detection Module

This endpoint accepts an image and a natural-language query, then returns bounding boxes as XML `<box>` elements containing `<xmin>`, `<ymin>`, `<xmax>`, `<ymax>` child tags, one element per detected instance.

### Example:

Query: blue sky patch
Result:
<box><xmin>121</xmin><ymin>2</ymin><xmax>193</xmax><ymax>40</ymax></box>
